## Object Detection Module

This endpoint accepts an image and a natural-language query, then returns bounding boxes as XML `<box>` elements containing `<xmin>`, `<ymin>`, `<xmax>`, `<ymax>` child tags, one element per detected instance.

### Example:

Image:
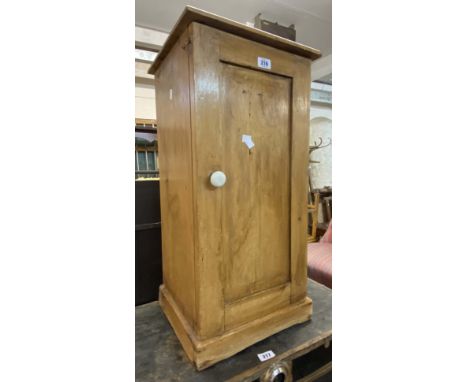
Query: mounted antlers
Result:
<box><xmin>308</xmin><ymin>137</ymin><xmax>331</xmax><ymax>163</ymax></box>
<box><xmin>309</xmin><ymin>137</ymin><xmax>332</xmax><ymax>153</ymax></box>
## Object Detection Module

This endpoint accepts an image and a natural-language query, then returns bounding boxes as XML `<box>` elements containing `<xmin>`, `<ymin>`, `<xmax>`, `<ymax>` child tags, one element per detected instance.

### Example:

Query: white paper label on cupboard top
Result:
<box><xmin>257</xmin><ymin>57</ymin><xmax>271</xmax><ymax>70</ymax></box>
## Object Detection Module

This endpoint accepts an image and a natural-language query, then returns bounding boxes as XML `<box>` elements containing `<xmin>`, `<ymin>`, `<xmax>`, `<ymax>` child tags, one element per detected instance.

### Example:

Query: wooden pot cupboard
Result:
<box><xmin>148</xmin><ymin>6</ymin><xmax>321</xmax><ymax>370</ymax></box>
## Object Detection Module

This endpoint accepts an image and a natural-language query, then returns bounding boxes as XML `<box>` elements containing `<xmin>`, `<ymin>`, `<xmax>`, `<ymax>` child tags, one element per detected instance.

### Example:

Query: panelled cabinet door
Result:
<box><xmin>191</xmin><ymin>22</ymin><xmax>312</xmax><ymax>334</ymax></box>
<box><xmin>220</xmin><ymin>62</ymin><xmax>292</xmax><ymax>330</ymax></box>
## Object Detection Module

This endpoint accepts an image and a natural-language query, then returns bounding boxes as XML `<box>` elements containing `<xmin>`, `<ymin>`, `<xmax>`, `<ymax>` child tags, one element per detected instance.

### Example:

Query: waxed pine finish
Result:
<box><xmin>149</xmin><ymin>6</ymin><xmax>321</xmax><ymax>370</ymax></box>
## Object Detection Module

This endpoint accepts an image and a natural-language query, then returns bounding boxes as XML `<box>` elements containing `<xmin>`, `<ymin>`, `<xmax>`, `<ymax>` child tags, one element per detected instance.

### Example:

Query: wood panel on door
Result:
<box><xmin>221</xmin><ymin>63</ymin><xmax>292</xmax><ymax>305</ymax></box>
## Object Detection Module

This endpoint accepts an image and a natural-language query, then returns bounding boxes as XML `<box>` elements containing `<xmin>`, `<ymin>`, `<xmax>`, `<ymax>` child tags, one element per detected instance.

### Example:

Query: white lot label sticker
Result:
<box><xmin>257</xmin><ymin>350</ymin><xmax>275</xmax><ymax>362</ymax></box>
<box><xmin>242</xmin><ymin>134</ymin><xmax>255</xmax><ymax>149</ymax></box>
<box><xmin>257</xmin><ymin>56</ymin><xmax>271</xmax><ymax>70</ymax></box>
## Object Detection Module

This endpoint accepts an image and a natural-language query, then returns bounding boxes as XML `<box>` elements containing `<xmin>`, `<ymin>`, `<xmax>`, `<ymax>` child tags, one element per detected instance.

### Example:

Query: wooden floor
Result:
<box><xmin>136</xmin><ymin>279</ymin><xmax>332</xmax><ymax>381</ymax></box>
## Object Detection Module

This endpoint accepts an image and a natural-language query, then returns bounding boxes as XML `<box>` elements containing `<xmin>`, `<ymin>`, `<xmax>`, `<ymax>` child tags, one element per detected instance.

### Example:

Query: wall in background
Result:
<box><xmin>310</xmin><ymin>103</ymin><xmax>332</xmax><ymax>189</ymax></box>
<box><xmin>136</xmin><ymin>82</ymin><xmax>156</xmax><ymax>120</ymax></box>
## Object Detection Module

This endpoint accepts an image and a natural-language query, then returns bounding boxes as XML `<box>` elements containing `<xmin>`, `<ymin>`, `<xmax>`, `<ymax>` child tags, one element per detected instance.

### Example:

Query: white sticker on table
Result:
<box><xmin>257</xmin><ymin>350</ymin><xmax>275</xmax><ymax>362</ymax></box>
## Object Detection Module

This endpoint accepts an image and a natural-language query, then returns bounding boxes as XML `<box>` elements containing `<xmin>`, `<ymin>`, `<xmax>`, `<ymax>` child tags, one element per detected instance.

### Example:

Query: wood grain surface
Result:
<box><xmin>221</xmin><ymin>63</ymin><xmax>291</xmax><ymax>304</ymax></box>
<box><xmin>155</xmin><ymin>28</ymin><xmax>197</xmax><ymax>326</ymax></box>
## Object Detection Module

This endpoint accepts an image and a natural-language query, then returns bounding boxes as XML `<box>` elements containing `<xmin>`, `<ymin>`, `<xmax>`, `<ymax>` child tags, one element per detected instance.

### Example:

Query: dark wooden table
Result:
<box><xmin>136</xmin><ymin>279</ymin><xmax>332</xmax><ymax>381</ymax></box>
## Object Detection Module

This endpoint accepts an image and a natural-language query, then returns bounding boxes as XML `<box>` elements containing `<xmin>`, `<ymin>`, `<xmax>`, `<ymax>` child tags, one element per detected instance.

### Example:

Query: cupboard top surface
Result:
<box><xmin>148</xmin><ymin>5</ymin><xmax>321</xmax><ymax>75</ymax></box>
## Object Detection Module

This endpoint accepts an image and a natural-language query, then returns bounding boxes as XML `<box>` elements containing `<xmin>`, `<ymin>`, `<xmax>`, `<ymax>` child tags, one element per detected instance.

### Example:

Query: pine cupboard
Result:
<box><xmin>148</xmin><ymin>6</ymin><xmax>321</xmax><ymax>370</ymax></box>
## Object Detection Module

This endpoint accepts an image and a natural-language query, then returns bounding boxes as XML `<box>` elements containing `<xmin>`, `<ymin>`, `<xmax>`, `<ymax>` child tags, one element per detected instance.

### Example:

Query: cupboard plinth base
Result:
<box><xmin>159</xmin><ymin>284</ymin><xmax>313</xmax><ymax>371</ymax></box>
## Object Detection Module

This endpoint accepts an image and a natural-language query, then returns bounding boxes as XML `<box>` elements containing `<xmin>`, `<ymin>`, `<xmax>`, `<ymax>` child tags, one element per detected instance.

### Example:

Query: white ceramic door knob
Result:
<box><xmin>210</xmin><ymin>171</ymin><xmax>227</xmax><ymax>188</ymax></box>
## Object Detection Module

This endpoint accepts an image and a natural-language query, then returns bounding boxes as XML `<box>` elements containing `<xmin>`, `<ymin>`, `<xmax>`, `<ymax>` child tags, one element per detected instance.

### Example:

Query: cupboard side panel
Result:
<box><xmin>155</xmin><ymin>29</ymin><xmax>196</xmax><ymax>325</ymax></box>
<box><xmin>190</xmin><ymin>23</ymin><xmax>226</xmax><ymax>339</ymax></box>
<box><xmin>290</xmin><ymin>61</ymin><xmax>312</xmax><ymax>303</ymax></box>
